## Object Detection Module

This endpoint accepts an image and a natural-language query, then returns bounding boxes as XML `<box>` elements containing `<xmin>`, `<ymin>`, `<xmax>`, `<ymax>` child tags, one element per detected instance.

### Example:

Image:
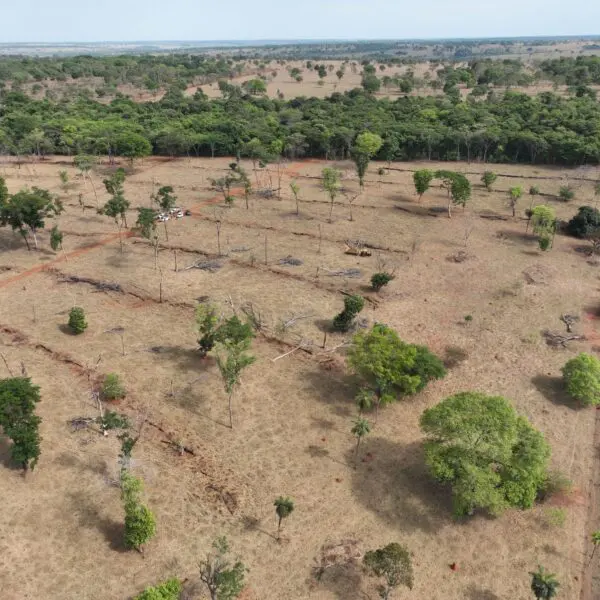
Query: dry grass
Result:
<box><xmin>1</xmin><ymin>155</ymin><xmax>599</xmax><ymax>599</ymax></box>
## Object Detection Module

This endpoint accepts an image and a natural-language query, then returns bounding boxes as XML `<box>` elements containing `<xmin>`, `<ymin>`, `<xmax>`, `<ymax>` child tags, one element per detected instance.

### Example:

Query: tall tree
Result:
<box><xmin>351</xmin><ymin>132</ymin><xmax>383</xmax><ymax>191</ymax></box>
<box><xmin>152</xmin><ymin>185</ymin><xmax>177</xmax><ymax>240</ymax></box>
<box><xmin>136</xmin><ymin>207</ymin><xmax>159</xmax><ymax>268</ymax></box>
<box><xmin>508</xmin><ymin>186</ymin><xmax>524</xmax><ymax>217</ymax></box>
<box><xmin>322</xmin><ymin>167</ymin><xmax>341</xmax><ymax>221</ymax></box>
<box><xmin>290</xmin><ymin>180</ymin><xmax>301</xmax><ymax>215</ymax></box>
<box><xmin>413</xmin><ymin>169</ymin><xmax>434</xmax><ymax>200</ymax></box>
<box><xmin>363</xmin><ymin>543</ymin><xmax>414</xmax><ymax>600</ymax></box>
<box><xmin>0</xmin><ymin>187</ymin><xmax>63</xmax><ymax>250</ymax></box>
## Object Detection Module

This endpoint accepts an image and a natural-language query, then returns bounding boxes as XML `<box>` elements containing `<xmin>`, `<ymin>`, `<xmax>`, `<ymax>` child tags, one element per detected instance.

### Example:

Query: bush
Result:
<box><xmin>68</xmin><ymin>307</ymin><xmax>87</xmax><ymax>334</ymax></box>
<box><xmin>538</xmin><ymin>236</ymin><xmax>551</xmax><ymax>251</ymax></box>
<box><xmin>134</xmin><ymin>579</ymin><xmax>182</xmax><ymax>600</ymax></box>
<box><xmin>481</xmin><ymin>171</ymin><xmax>497</xmax><ymax>191</ymax></box>
<box><xmin>559</xmin><ymin>185</ymin><xmax>575</xmax><ymax>202</ymax></box>
<box><xmin>408</xmin><ymin>345</ymin><xmax>447</xmax><ymax>392</ymax></box>
<box><xmin>561</xmin><ymin>352</ymin><xmax>600</xmax><ymax>406</ymax></box>
<box><xmin>101</xmin><ymin>373</ymin><xmax>126</xmax><ymax>401</ymax></box>
<box><xmin>371</xmin><ymin>272</ymin><xmax>394</xmax><ymax>291</ymax></box>
<box><xmin>566</xmin><ymin>205</ymin><xmax>600</xmax><ymax>238</ymax></box>
<box><xmin>529</xmin><ymin>185</ymin><xmax>540</xmax><ymax>196</ymax></box>
<box><xmin>333</xmin><ymin>295</ymin><xmax>364</xmax><ymax>332</ymax></box>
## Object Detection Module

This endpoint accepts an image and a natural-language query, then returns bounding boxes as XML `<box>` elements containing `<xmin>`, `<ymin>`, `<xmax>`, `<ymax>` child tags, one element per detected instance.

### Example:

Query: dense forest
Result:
<box><xmin>1</xmin><ymin>54</ymin><xmax>600</xmax><ymax>166</ymax></box>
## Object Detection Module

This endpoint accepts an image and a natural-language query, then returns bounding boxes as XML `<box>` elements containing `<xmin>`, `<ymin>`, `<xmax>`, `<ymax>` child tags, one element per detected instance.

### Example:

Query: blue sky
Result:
<box><xmin>3</xmin><ymin>0</ymin><xmax>600</xmax><ymax>43</ymax></box>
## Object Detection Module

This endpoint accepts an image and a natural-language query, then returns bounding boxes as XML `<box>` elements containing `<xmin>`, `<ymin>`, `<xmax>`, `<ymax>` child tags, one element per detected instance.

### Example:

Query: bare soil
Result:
<box><xmin>1</xmin><ymin>155</ymin><xmax>599</xmax><ymax>599</ymax></box>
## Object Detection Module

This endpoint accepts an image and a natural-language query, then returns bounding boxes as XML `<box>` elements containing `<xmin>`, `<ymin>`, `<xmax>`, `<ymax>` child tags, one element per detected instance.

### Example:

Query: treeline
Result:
<box><xmin>1</xmin><ymin>84</ymin><xmax>600</xmax><ymax>165</ymax></box>
<box><xmin>539</xmin><ymin>56</ymin><xmax>600</xmax><ymax>86</ymax></box>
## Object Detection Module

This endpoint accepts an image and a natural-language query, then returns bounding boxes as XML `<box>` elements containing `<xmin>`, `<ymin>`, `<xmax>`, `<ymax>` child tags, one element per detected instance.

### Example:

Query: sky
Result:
<box><xmin>2</xmin><ymin>0</ymin><xmax>600</xmax><ymax>43</ymax></box>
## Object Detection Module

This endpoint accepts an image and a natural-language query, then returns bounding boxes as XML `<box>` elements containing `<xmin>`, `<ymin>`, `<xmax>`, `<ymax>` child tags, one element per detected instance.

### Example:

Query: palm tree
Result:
<box><xmin>274</xmin><ymin>496</ymin><xmax>294</xmax><ymax>540</ymax></box>
<box><xmin>530</xmin><ymin>565</ymin><xmax>559</xmax><ymax>599</ymax></box>
<box><xmin>351</xmin><ymin>417</ymin><xmax>371</xmax><ymax>463</ymax></box>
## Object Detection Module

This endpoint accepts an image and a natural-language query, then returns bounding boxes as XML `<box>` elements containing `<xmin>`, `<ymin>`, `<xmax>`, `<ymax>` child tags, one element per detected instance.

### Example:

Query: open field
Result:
<box><xmin>1</xmin><ymin>155</ymin><xmax>600</xmax><ymax>599</ymax></box>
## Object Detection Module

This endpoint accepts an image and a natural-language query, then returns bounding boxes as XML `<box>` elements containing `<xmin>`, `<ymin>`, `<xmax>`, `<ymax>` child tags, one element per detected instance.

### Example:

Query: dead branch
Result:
<box><xmin>542</xmin><ymin>330</ymin><xmax>585</xmax><ymax>348</ymax></box>
<box><xmin>560</xmin><ymin>314</ymin><xmax>579</xmax><ymax>333</ymax></box>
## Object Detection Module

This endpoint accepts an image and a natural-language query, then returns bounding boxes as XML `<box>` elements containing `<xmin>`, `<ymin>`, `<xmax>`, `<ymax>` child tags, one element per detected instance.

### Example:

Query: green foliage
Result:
<box><xmin>561</xmin><ymin>352</ymin><xmax>600</xmax><ymax>406</ymax></box>
<box><xmin>371</xmin><ymin>272</ymin><xmax>394</xmax><ymax>291</ymax></box>
<box><xmin>361</xmin><ymin>73</ymin><xmax>381</xmax><ymax>93</ymax></box>
<box><xmin>242</xmin><ymin>79</ymin><xmax>267</xmax><ymax>95</ymax></box>
<box><xmin>538</xmin><ymin>236</ymin><xmax>551</xmax><ymax>251</ymax></box>
<box><xmin>530</xmin><ymin>566</ymin><xmax>560</xmax><ymax>599</ymax></box>
<box><xmin>58</xmin><ymin>170</ymin><xmax>69</xmax><ymax>188</ymax></box>
<box><xmin>274</xmin><ymin>496</ymin><xmax>295</xmax><ymax>538</ymax></box>
<box><xmin>333</xmin><ymin>295</ymin><xmax>365</xmax><ymax>332</ymax></box>
<box><xmin>153</xmin><ymin>185</ymin><xmax>177</xmax><ymax>214</ymax></box>
<box><xmin>413</xmin><ymin>169</ymin><xmax>434</xmax><ymax>199</ymax></box>
<box><xmin>195</xmin><ymin>303</ymin><xmax>219</xmax><ymax>356</ymax></box>
<box><xmin>103</xmin><ymin>194</ymin><xmax>129</xmax><ymax>225</ymax></box>
<box><xmin>136</xmin><ymin>207</ymin><xmax>158</xmax><ymax>239</ymax></box>
<box><xmin>529</xmin><ymin>185</ymin><xmax>540</xmax><ymax>196</ymax></box>
<box><xmin>363</xmin><ymin>543</ymin><xmax>414</xmax><ymax>599</ymax></box>
<box><xmin>101</xmin><ymin>373</ymin><xmax>126</xmax><ymax>401</ymax></box>
<box><xmin>348</xmin><ymin>324</ymin><xmax>445</xmax><ymax>411</ymax></box>
<box><xmin>0</xmin><ymin>176</ymin><xmax>8</xmax><ymax>206</ymax></box>
<box><xmin>199</xmin><ymin>537</ymin><xmax>247</xmax><ymax>600</ymax></box>
<box><xmin>290</xmin><ymin>180</ymin><xmax>301</xmax><ymax>214</ymax></box>
<box><xmin>50</xmin><ymin>225</ymin><xmax>63</xmax><ymax>251</ymax></box>
<box><xmin>566</xmin><ymin>205</ymin><xmax>600</xmax><ymax>238</ymax></box>
<box><xmin>508</xmin><ymin>186</ymin><xmax>524</xmax><ymax>214</ymax></box>
<box><xmin>133</xmin><ymin>578</ymin><xmax>182</xmax><ymax>600</ymax></box>
<box><xmin>481</xmin><ymin>171</ymin><xmax>497</xmax><ymax>191</ymax></box>
<box><xmin>0</xmin><ymin>377</ymin><xmax>42</xmax><ymax>470</ymax></box>
<box><xmin>531</xmin><ymin>205</ymin><xmax>556</xmax><ymax>236</ymax></box>
<box><xmin>120</xmin><ymin>471</ymin><xmax>156</xmax><ymax>552</ymax></box>
<box><xmin>351</xmin><ymin>132</ymin><xmax>383</xmax><ymax>189</ymax></box>
<box><xmin>420</xmin><ymin>392</ymin><xmax>550</xmax><ymax>516</ymax></box>
<box><xmin>540</xmin><ymin>469</ymin><xmax>573</xmax><ymax>500</ymax></box>
<box><xmin>0</xmin><ymin>186</ymin><xmax>62</xmax><ymax>250</ymax></box>
<box><xmin>215</xmin><ymin>315</ymin><xmax>254</xmax><ymax>349</ymax></box>
<box><xmin>559</xmin><ymin>185</ymin><xmax>575</xmax><ymax>202</ymax></box>
<box><xmin>68</xmin><ymin>306</ymin><xmax>87</xmax><ymax>334</ymax></box>
<box><xmin>322</xmin><ymin>167</ymin><xmax>341</xmax><ymax>216</ymax></box>
<box><xmin>103</xmin><ymin>169</ymin><xmax>126</xmax><ymax>196</ymax></box>
<box><xmin>98</xmin><ymin>410</ymin><xmax>130</xmax><ymax>432</ymax></box>
<box><xmin>544</xmin><ymin>507</ymin><xmax>567</xmax><ymax>528</ymax></box>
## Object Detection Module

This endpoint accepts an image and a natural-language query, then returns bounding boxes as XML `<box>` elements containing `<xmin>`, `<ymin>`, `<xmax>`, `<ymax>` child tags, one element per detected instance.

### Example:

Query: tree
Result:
<box><xmin>566</xmin><ymin>206</ymin><xmax>600</xmax><ymax>238</ymax></box>
<box><xmin>361</xmin><ymin>74</ymin><xmax>381</xmax><ymax>94</ymax></box>
<box><xmin>196</xmin><ymin>303</ymin><xmax>220</xmax><ymax>357</ymax></box>
<box><xmin>50</xmin><ymin>225</ymin><xmax>63</xmax><ymax>251</ymax></box>
<box><xmin>0</xmin><ymin>176</ymin><xmax>7</xmax><ymax>206</ymax></box>
<box><xmin>114</xmin><ymin>132</ymin><xmax>152</xmax><ymax>164</ymax></box>
<box><xmin>58</xmin><ymin>170</ymin><xmax>69</xmax><ymax>191</ymax></box>
<box><xmin>351</xmin><ymin>132</ymin><xmax>383</xmax><ymax>191</ymax></box>
<box><xmin>274</xmin><ymin>496</ymin><xmax>294</xmax><ymax>540</ymax></box>
<box><xmin>336</xmin><ymin>69</ymin><xmax>345</xmax><ymax>81</ymax></box>
<box><xmin>363</xmin><ymin>543</ymin><xmax>414</xmax><ymax>600</ymax></box>
<box><xmin>348</xmin><ymin>324</ymin><xmax>445</xmax><ymax>419</ymax></box>
<box><xmin>101</xmin><ymin>373</ymin><xmax>126</xmax><ymax>401</ymax></box>
<box><xmin>508</xmin><ymin>186</ymin><xmax>524</xmax><ymax>217</ymax></box>
<box><xmin>290</xmin><ymin>180</ymin><xmax>301</xmax><ymax>215</ymax></box>
<box><xmin>199</xmin><ymin>537</ymin><xmax>247</xmax><ymax>600</ymax></box>
<box><xmin>333</xmin><ymin>294</ymin><xmax>364</xmax><ymax>332</ymax></box>
<box><xmin>413</xmin><ymin>169</ymin><xmax>434</xmax><ymax>200</ymax></box>
<box><xmin>449</xmin><ymin>173</ymin><xmax>471</xmax><ymax>217</ymax></box>
<box><xmin>481</xmin><ymin>171</ymin><xmax>497</xmax><ymax>191</ymax></box>
<box><xmin>561</xmin><ymin>353</ymin><xmax>600</xmax><ymax>406</ymax></box>
<box><xmin>104</xmin><ymin>194</ymin><xmax>130</xmax><ymax>252</ymax></box>
<box><xmin>73</xmin><ymin>155</ymin><xmax>99</xmax><ymax>207</ymax></box>
<box><xmin>211</xmin><ymin>175</ymin><xmax>237</xmax><ymax>206</ymax></box>
<box><xmin>120</xmin><ymin>470</ymin><xmax>156</xmax><ymax>553</ymax></box>
<box><xmin>152</xmin><ymin>185</ymin><xmax>177</xmax><ymax>240</ymax></box>
<box><xmin>0</xmin><ymin>187</ymin><xmax>63</xmax><ymax>250</ymax></box>
<box><xmin>68</xmin><ymin>307</ymin><xmax>87</xmax><ymax>334</ymax></box>
<box><xmin>242</xmin><ymin>138</ymin><xmax>268</xmax><ymax>185</ymax></box>
<box><xmin>589</xmin><ymin>531</ymin><xmax>600</xmax><ymax>566</ymax></box>
<box><xmin>0</xmin><ymin>377</ymin><xmax>42</xmax><ymax>471</ymax></box>
<box><xmin>242</xmin><ymin>78</ymin><xmax>267</xmax><ymax>95</ymax></box>
<box><xmin>136</xmin><ymin>207</ymin><xmax>159</xmax><ymax>268</ymax></box>
<box><xmin>351</xmin><ymin>417</ymin><xmax>371</xmax><ymax>461</ymax></box>
<box><xmin>133</xmin><ymin>578</ymin><xmax>182</xmax><ymax>600</ymax></box>
<box><xmin>371</xmin><ymin>272</ymin><xmax>394</xmax><ymax>292</ymax></box>
<box><xmin>420</xmin><ymin>392</ymin><xmax>550</xmax><ymax>516</ymax></box>
<box><xmin>216</xmin><ymin>343</ymin><xmax>256</xmax><ymax>428</ymax></box>
<box><xmin>322</xmin><ymin>167</ymin><xmax>341</xmax><ymax>221</ymax></box>
<box><xmin>530</xmin><ymin>566</ymin><xmax>559</xmax><ymax>599</ymax></box>
<box><xmin>530</xmin><ymin>205</ymin><xmax>556</xmax><ymax>247</ymax></box>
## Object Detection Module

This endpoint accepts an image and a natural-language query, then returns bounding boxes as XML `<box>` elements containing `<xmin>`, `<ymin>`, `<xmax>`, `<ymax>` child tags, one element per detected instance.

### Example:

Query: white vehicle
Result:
<box><xmin>175</xmin><ymin>210</ymin><xmax>184</xmax><ymax>218</ymax></box>
<box><xmin>157</xmin><ymin>213</ymin><xmax>170</xmax><ymax>222</ymax></box>
<box><xmin>169</xmin><ymin>207</ymin><xmax>182</xmax><ymax>214</ymax></box>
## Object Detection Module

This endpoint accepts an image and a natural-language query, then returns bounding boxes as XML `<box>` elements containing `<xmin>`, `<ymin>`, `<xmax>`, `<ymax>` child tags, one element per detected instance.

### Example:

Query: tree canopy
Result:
<box><xmin>420</xmin><ymin>392</ymin><xmax>550</xmax><ymax>516</ymax></box>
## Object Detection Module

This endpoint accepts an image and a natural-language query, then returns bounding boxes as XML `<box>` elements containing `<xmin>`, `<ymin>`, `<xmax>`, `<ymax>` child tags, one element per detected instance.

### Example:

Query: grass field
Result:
<box><xmin>0</xmin><ymin>155</ymin><xmax>599</xmax><ymax>599</ymax></box>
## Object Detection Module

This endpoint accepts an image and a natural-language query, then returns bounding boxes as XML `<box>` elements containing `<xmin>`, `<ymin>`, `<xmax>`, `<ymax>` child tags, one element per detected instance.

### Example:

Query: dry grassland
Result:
<box><xmin>0</xmin><ymin>155</ymin><xmax>599</xmax><ymax>599</ymax></box>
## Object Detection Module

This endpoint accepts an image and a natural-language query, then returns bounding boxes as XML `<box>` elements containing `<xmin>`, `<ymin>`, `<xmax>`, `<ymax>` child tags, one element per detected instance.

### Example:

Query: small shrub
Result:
<box><xmin>544</xmin><ymin>507</ymin><xmax>567</xmax><ymax>528</ymax></box>
<box><xmin>538</xmin><ymin>236</ymin><xmax>551</xmax><ymax>251</ymax></box>
<box><xmin>481</xmin><ymin>171</ymin><xmax>497</xmax><ymax>191</ymax></box>
<box><xmin>559</xmin><ymin>185</ymin><xmax>575</xmax><ymax>202</ymax></box>
<box><xmin>562</xmin><ymin>352</ymin><xmax>600</xmax><ymax>406</ymax></box>
<box><xmin>68</xmin><ymin>307</ymin><xmax>87</xmax><ymax>334</ymax></box>
<box><xmin>134</xmin><ymin>578</ymin><xmax>182</xmax><ymax>600</ymax></box>
<box><xmin>377</xmin><ymin>167</ymin><xmax>386</xmax><ymax>176</ymax></box>
<box><xmin>101</xmin><ymin>373</ymin><xmax>126</xmax><ymax>401</ymax></box>
<box><xmin>539</xmin><ymin>469</ymin><xmax>573</xmax><ymax>501</ymax></box>
<box><xmin>333</xmin><ymin>295</ymin><xmax>364</xmax><ymax>332</ymax></box>
<box><xmin>529</xmin><ymin>185</ymin><xmax>540</xmax><ymax>196</ymax></box>
<box><xmin>464</xmin><ymin>314</ymin><xmax>473</xmax><ymax>322</ymax></box>
<box><xmin>371</xmin><ymin>272</ymin><xmax>394</xmax><ymax>291</ymax></box>
<box><xmin>409</xmin><ymin>345</ymin><xmax>447</xmax><ymax>391</ymax></box>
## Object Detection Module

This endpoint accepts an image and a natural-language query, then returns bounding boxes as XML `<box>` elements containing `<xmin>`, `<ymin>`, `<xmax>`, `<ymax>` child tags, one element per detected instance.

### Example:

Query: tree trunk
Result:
<box><xmin>277</xmin><ymin>515</ymin><xmax>282</xmax><ymax>539</ymax></box>
<box><xmin>163</xmin><ymin>221</ymin><xmax>169</xmax><ymax>242</ymax></box>
<box><xmin>512</xmin><ymin>203</ymin><xmax>516</xmax><ymax>218</ymax></box>
<box><xmin>88</xmin><ymin>174</ymin><xmax>99</xmax><ymax>209</ymax></box>
<box><xmin>117</xmin><ymin>224</ymin><xmax>123</xmax><ymax>253</ymax></box>
<box><xmin>448</xmin><ymin>199</ymin><xmax>452</xmax><ymax>218</ymax></box>
<box><xmin>20</xmin><ymin>229</ymin><xmax>30</xmax><ymax>251</ymax></box>
<box><xmin>228</xmin><ymin>392</ymin><xmax>233</xmax><ymax>428</ymax></box>
<box><xmin>31</xmin><ymin>229</ymin><xmax>38</xmax><ymax>250</ymax></box>
<box><xmin>329</xmin><ymin>198</ymin><xmax>334</xmax><ymax>221</ymax></box>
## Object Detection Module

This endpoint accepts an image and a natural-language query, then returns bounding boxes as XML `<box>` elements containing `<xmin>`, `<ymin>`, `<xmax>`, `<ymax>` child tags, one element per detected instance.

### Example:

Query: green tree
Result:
<box><xmin>559</xmin><ymin>185</ymin><xmax>575</xmax><ymax>202</ymax></box>
<box><xmin>413</xmin><ymin>169</ymin><xmax>434</xmax><ymax>200</ymax></box>
<box><xmin>481</xmin><ymin>171</ymin><xmax>497</xmax><ymax>191</ymax></box>
<box><xmin>68</xmin><ymin>306</ymin><xmax>87</xmax><ymax>334</ymax></box>
<box><xmin>0</xmin><ymin>176</ymin><xmax>7</xmax><ymax>206</ymax></box>
<box><xmin>371</xmin><ymin>272</ymin><xmax>394</xmax><ymax>292</ymax></box>
<box><xmin>530</xmin><ymin>205</ymin><xmax>556</xmax><ymax>247</ymax></box>
<box><xmin>73</xmin><ymin>155</ymin><xmax>99</xmax><ymax>207</ymax></box>
<box><xmin>101</xmin><ymin>373</ymin><xmax>126</xmax><ymax>401</ymax></box>
<box><xmin>0</xmin><ymin>187</ymin><xmax>63</xmax><ymax>250</ymax></box>
<box><xmin>50</xmin><ymin>225</ymin><xmax>63</xmax><ymax>252</ymax></box>
<box><xmin>290</xmin><ymin>180</ymin><xmax>301</xmax><ymax>215</ymax></box>
<box><xmin>566</xmin><ymin>206</ymin><xmax>600</xmax><ymax>238</ymax></box>
<box><xmin>351</xmin><ymin>132</ymin><xmax>383</xmax><ymax>191</ymax></box>
<box><xmin>530</xmin><ymin>566</ymin><xmax>560</xmax><ymax>599</ymax></box>
<box><xmin>361</xmin><ymin>74</ymin><xmax>381</xmax><ymax>94</ymax></box>
<box><xmin>243</xmin><ymin>78</ymin><xmax>267</xmax><ymax>95</ymax></box>
<box><xmin>336</xmin><ymin>69</ymin><xmax>345</xmax><ymax>81</ymax></box>
<box><xmin>133</xmin><ymin>578</ymin><xmax>182</xmax><ymax>600</ymax></box>
<box><xmin>274</xmin><ymin>496</ymin><xmax>295</xmax><ymax>540</ymax></box>
<box><xmin>588</xmin><ymin>531</ymin><xmax>600</xmax><ymax>566</ymax></box>
<box><xmin>333</xmin><ymin>294</ymin><xmax>364</xmax><ymax>332</ymax></box>
<box><xmin>508</xmin><ymin>186</ymin><xmax>524</xmax><ymax>217</ymax></box>
<box><xmin>114</xmin><ymin>132</ymin><xmax>152</xmax><ymax>164</ymax></box>
<box><xmin>103</xmin><ymin>194</ymin><xmax>130</xmax><ymax>252</ymax></box>
<box><xmin>322</xmin><ymin>167</ymin><xmax>342</xmax><ymax>221</ymax></box>
<box><xmin>120</xmin><ymin>470</ymin><xmax>156</xmax><ymax>553</ymax></box>
<box><xmin>136</xmin><ymin>207</ymin><xmax>159</xmax><ymax>268</ymax></box>
<box><xmin>0</xmin><ymin>377</ymin><xmax>42</xmax><ymax>471</ymax></box>
<box><xmin>449</xmin><ymin>173</ymin><xmax>471</xmax><ymax>217</ymax></box>
<box><xmin>199</xmin><ymin>537</ymin><xmax>247</xmax><ymax>600</ymax></box>
<box><xmin>561</xmin><ymin>353</ymin><xmax>600</xmax><ymax>406</ymax></box>
<box><xmin>216</xmin><ymin>343</ymin><xmax>256</xmax><ymax>428</ymax></box>
<box><xmin>348</xmin><ymin>324</ymin><xmax>445</xmax><ymax>419</ymax></box>
<box><xmin>242</xmin><ymin>138</ymin><xmax>268</xmax><ymax>186</ymax></box>
<box><xmin>363</xmin><ymin>543</ymin><xmax>414</xmax><ymax>600</ymax></box>
<box><xmin>196</xmin><ymin>303</ymin><xmax>220</xmax><ymax>357</ymax></box>
<box><xmin>351</xmin><ymin>416</ymin><xmax>371</xmax><ymax>461</ymax></box>
<box><xmin>420</xmin><ymin>392</ymin><xmax>550</xmax><ymax>516</ymax></box>
<box><xmin>152</xmin><ymin>185</ymin><xmax>177</xmax><ymax>240</ymax></box>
